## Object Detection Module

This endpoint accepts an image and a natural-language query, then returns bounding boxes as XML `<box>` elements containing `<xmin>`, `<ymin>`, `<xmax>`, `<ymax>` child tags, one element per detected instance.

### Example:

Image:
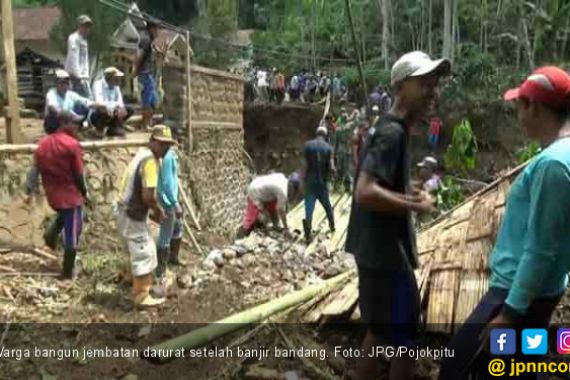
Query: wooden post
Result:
<box><xmin>185</xmin><ymin>31</ymin><xmax>192</xmax><ymax>152</ymax></box>
<box><xmin>1</xmin><ymin>0</ymin><xmax>23</xmax><ymax>143</ymax></box>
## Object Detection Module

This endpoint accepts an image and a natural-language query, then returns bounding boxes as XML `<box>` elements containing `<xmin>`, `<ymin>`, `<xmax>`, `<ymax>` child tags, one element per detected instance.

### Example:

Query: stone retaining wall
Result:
<box><xmin>153</xmin><ymin>63</ymin><xmax>249</xmax><ymax>235</ymax></box>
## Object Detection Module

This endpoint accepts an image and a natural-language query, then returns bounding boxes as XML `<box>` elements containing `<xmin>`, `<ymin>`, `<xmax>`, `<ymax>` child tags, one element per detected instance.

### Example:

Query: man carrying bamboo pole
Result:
<box><xmin>24</xmin><ymin>113</ymin><xmax>88</xmax><ymax>280</ymax></box>
<box><xmin>113</xmin><ymin>125</ymin><xmax>176</xmax><ymax>308</ymax></box>
<box><xmin>440</xmin><ymin>67</ymin><xmax>570</xmax><ymax>379</ymax></box>
<box><xmin>345</xmin><ymin>51</ymin><xmax>449</xmax><ymax>380</ymax></box>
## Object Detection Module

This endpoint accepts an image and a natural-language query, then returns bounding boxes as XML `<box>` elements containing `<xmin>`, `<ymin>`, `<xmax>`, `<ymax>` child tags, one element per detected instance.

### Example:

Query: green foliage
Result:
<box><xmin>49</xmin><ymin>0</ymin><xmax>123</xmax><ymax>78</ymax></box>
<box><xmin>445</xmin><ymin>119</ymin><xmax>478</xmax><ymax>174</ymax></box>
<box><xmin>516</xmin><ymin>141</ymin><xmax>542</xmax><ymax>164</ymax></box>
<box><xmin>436</xmin><ymin>176</ymin><xmax>466</xmax><ymax>212</ymax></box>
<box><xmin>13</xmin><ymin>0</ymin><xmax>56</xmax><ymax>7</ymax></box>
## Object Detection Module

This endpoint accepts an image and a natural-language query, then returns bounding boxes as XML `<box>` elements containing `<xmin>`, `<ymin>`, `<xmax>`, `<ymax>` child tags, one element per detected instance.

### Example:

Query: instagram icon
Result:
<box><xmin>557</xmin><ymin>329</ymin><xmax>570</xmax><ymax>354</ymax></box>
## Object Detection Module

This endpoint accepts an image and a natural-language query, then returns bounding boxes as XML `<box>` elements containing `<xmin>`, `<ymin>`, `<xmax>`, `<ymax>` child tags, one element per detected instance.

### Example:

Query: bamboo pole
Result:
<box><xmin>1</xmin><ymin>0</ymin><xmax>23</xmax><ymax>143</ymax></box>
<box><xmin>178</xmin><ymin>183</ymin><xmax>201</xmax><ymax>230</ymax></box>
<box><xmin>149</xmin><ymin>270</ymin><xmax>354</xmax><ymax>362</ymax></box>
<box><xmin>0</xmin><ymin>139</ymin><xmax>147</xmax><ymax>154</ymax></box>
<box><xmin>182</xmin><ymin>217</ymin><xmax>203</xmax><ymax>256</ymax></box>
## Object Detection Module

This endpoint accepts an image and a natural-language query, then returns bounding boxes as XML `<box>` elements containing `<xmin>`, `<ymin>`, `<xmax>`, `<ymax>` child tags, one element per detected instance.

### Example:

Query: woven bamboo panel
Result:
<box><xmin>454</xmin><ymin>270</ymin><xmax>489</xmax><ymax>326</ymax></box>
<box><xmin>463</xmin><ymin>238</ymin><xmax>494</xmax><ymax>270</ymax></box>
<box><xmin>426</xmin><ymin>268</ymin><xmax>460</xmax><ymax>333</ymax></box>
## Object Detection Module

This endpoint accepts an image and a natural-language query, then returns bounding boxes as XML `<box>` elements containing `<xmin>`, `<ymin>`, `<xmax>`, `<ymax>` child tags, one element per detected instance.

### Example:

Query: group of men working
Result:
<box><xmin>22</xmin><ymin>23</ymin><xmax>570</xmax><ymax>376</ymax></box>
<box><xmin>25</xmin><ymin>117</ymin><xmax>182</xmax><ymax>307</ymax></box>
<box><xmin>237</xmin><ymin>50</ymin><xmax>570</xmax><ymax>380</ymax></box>
<box><xmin>345</xmin><ymin>52</ymin><xmax>570</xmax><ymax>380</ymax></box>
<box><xmin>44</xmin><ymin>14</ymin><xmax>160</xmax><ymax>138</ymax></box>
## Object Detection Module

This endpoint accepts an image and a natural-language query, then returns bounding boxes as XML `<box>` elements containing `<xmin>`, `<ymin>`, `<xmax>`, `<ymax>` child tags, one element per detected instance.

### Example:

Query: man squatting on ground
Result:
<box><xmin>114</xmin><ymin>125</ymin><xmax>176</xmax><ymax>307</ymax></box>
<box><xmin>303</xmin><ymin>126</ymin><xmax>336</xmax><ymax>243</ymax></box>
<box><xmin>154</xmin><ymin>129</ymin><xmax>185</xmax><ymax>296</ymax></box>
<box><xmin>44</xmin><ymin>69</ymin><xmax>105</xmax><ymax>134</ymax></box>
<box><xmin>91</xmin><ymin>67</ymin><xmax>134</xmax><ymax>138</ymax></box>
<box><xmin>439</xmin><ymin>67</ymin><xmax>570</xmax><ymax>379</ymax></box>
<box><xmin>25</xmin><ymin>113</ymin><xmax>88</xmax><ymax>280</ymax></box>
<box><xmin>345</xmin><ymin>51</ymin><xmax>449</xmax><ymax>380</ymax></box>
<box><xmin>237</xmin><ymin>173</ymin><xmax>300</xmax><ymax>238</ymax></box>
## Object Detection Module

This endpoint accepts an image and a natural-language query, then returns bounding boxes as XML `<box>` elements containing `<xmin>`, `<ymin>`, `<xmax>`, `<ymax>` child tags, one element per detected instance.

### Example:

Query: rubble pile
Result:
<box><xmin>185</xmin><ymin>230</ymin><xmax>355</xmax><ymax>304</ymax></box>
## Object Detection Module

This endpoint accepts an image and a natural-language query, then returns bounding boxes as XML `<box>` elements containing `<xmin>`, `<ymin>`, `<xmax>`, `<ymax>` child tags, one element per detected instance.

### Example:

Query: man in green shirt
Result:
<box><xmin>440</xmin><ymin>66</ymin><xmax>570</xmax><ymax>379</ymax></box>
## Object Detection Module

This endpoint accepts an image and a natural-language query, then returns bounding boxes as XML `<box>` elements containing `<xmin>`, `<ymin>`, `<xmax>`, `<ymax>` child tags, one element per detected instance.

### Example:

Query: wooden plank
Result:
<box><xmin>320</xmin><ymin>277</ymin><xmax>358</xmax><ymax>317</ymax></box>
<box><xmin>1</xmin><ymin>0</ymin><xmax>24</xmax><ymax>143</ymax></box>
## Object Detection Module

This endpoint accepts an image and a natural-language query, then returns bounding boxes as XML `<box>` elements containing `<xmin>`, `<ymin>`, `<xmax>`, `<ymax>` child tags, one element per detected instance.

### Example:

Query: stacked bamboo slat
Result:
<box><xmin>300</xmin><ymin>164</ymin><xmax>527</xmax><ymax>332</ymax></box>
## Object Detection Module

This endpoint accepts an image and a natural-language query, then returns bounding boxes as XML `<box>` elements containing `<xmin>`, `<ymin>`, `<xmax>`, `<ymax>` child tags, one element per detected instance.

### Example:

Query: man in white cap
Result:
<box><xmin>91</xmin><ymin>67</ymin><xmax>134</xmax><ymax>138</ymax></box>
<box><xmin>44</xmin><ymin>69</ymin><xmax>104</xmax><ymax>134</ymax></box>
<box><xmin>302</xmin><ymin>126</ymin><xmax>336</xmax><ymax>242</ymax></box>
<box><xmin>65</xmin><ymin>15</ymin><xmax>93</xmax><ymax>98</ymax></box>
<box><xmin>417</xmin><ymin>156</ymin><xmax>441</xmax><ymax>193</ymax></box>
<box><xmin>345</xmin><ymin>51</ymin><xmax>450</xmax><ymax>380</ymax></box>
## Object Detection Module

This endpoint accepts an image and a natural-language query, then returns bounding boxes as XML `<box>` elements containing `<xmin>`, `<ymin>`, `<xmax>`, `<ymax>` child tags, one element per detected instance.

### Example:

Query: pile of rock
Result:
<box><xmin>196</xmin><ymin>230</ymin><xmax>355</xmax><ymax>291</ymax></box>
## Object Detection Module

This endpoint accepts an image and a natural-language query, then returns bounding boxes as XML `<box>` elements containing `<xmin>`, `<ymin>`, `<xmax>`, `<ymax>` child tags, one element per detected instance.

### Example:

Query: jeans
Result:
<box><xmin>304</xmin><ymin>182</ymin><xmax>334</xmax><ymax>229</ymax></box>
<box><xmin>439</xmin><ymin>287</ymin><xmax>561</xmax><ymax>380</ymax></box>
<box><xmin>157</xmin><ymin>208</ymin><xmax>183</xmax><ymax>248</ymax></box>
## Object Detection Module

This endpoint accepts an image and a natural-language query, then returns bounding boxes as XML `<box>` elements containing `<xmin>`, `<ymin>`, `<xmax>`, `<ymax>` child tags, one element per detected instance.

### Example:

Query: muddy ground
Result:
<box><xmin>4</xmin><ymin>220</ymin><xmax>570</xmax><ymax>380</ymax></box>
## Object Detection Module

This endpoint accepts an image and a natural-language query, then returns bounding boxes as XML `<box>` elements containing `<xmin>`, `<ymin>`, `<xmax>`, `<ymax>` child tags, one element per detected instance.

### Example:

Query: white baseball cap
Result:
<box><xmin>77</xmin><ymin>14</ymin><xmax>93</xmax><ymax>25</ymax></box>
<box><xmin>316</xmin><ymin>126</ymin><xmax>328</xmax><ymax>136</ymax></box>
<box><xmin>417</xmin><ymin>156</ymin><xmax>438</xmax><ymax>169</ymax></box>
<box><xmin>104</xmin><ymin>66</ymin><xmax>125</xmax><ymax>77</ymax></box>
<box><xmin>54</xmin><ymin>69</ymin><xmax>70</xmax><ymax>79</ymax></box>
<box><xmin>391</xmin><ymin>51</ymin><xmax>451</xmax><ymax>86</ymax></box>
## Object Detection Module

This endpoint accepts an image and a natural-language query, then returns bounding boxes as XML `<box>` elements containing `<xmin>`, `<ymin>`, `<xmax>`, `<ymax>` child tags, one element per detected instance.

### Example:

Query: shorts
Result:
<box><xmin>242</xmin><ymin>198</ymin><xmax>277</xmax><ymax>231</ymax></box>
<box><xmin>138</xmin><ymin>72</ymin><xmax>158</xmax><ymax>109</ymax></box>
<box><xmin>357</xmin><ymin>265</ymin><xmax>420</xmax><ymax>347</ymax></box>
<box><xmin>114</xmin><ymin>203</ymin><xmax>157</xmax><ymax>277</ymax></box>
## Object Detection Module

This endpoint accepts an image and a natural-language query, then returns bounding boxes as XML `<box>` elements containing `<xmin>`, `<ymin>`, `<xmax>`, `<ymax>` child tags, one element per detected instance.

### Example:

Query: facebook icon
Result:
<box><xmin>490</xmin><ymin>329</ymin><xmax>516</xmax><ymax>355</ymax></box>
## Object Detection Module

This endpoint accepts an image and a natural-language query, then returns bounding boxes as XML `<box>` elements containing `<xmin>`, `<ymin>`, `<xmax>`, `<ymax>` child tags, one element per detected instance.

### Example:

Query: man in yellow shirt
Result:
<box><xmin>114</xmin><ymin>125</ymin><xmax>176</xmax><ymax>307</ymax></box>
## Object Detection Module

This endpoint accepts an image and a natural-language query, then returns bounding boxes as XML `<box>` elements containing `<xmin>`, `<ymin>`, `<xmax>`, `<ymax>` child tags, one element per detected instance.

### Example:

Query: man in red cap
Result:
<box><xmin>440</xmin><ymin>66</ymin><xmax>570</xmax><ymax>379</ymax></box>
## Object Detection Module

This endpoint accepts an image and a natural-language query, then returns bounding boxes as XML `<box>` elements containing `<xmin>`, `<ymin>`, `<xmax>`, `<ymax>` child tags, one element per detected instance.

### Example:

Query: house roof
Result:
<box><xmin>14</xmin><ymin>6</ymin><xmax>61</xmax><ymax>41</ymax></box>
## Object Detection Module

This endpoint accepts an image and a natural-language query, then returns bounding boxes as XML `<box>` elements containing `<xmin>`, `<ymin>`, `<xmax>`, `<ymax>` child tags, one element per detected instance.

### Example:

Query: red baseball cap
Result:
<box><xmin>504</xmin><ymin>66</ymin><xmax>570</xmax><ymax>108</ymax></box>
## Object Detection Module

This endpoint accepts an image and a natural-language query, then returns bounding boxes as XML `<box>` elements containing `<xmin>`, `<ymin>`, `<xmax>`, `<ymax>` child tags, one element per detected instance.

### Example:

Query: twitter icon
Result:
<box><xmin>522</xmin><ymin>329</ymin><xmax>548</xmax><ymax>355</ymax></box>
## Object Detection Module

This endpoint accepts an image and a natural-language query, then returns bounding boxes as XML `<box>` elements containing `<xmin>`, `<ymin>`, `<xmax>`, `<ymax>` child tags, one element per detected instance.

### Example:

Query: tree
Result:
<box><xmin>379</xmin><ymin>0</ymin><xmax>390</xmax><ymax>70</ymax></box>
<box><xmin>442</xmin><ymin>0</ymin><xmax>453</xmax><ymax>59</ymax></box>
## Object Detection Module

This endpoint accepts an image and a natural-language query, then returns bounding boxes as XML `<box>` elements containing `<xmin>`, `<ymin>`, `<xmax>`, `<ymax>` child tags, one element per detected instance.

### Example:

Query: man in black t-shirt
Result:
<box><xmin>345</xmin><ymin>51</ymin><xmax>450</xmax><ymax>380</ymax></box>
<box><xmin>303</xmin><ymin>126</ymin><xmax>335</xmax><ymax>242</ymax></box>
